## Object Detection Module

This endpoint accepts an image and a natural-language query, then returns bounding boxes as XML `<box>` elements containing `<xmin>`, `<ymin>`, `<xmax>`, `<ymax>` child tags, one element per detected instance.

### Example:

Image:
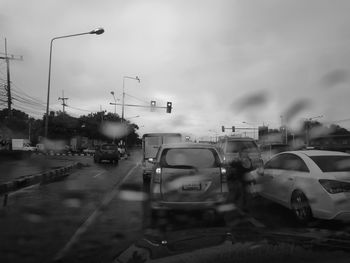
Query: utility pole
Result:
<box><xmin>0</xmin><ymin>38</ymin><xmax>23</xmax><ymax>117</ymax></box>
<box><xmin>58</xmin><ymin>90</ymin><xmax>68</xmax><ymax>113</ymax></box>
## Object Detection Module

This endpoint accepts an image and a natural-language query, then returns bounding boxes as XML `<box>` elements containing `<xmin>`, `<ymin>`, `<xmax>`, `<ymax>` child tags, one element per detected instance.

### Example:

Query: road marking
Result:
<box><xmin>9</xmin><ymin>183</ymin><xmax>40</xmax><ymax>196</ymax></box>
<box><xmin>246</xmin><ymin>216</ymin><xmax>265</xmax><ymax>228</ymax></box>
<box><xmin>53</xmin><ymin>163</ymin><xmax>140</xmax><ymax>261</ymax></box>
<box><xmin>93</xmin><ymin>171</ymin><xmax>105</xmax><ymax>178</ymax></box>
<box><xmin>237</xmin><ymin>209</ymin><xmax>266</xmax><ymax>228</ymax></box>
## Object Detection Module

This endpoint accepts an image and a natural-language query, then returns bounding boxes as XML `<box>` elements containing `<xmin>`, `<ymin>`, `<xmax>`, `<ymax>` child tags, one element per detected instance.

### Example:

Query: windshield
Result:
<box><xmin>2</xmin><ymin>1</ymin><xmax>350</xmax><ymax>263</ymax></box>
<box><xmin>310</xmin><ymin>156</ymin><xmax>350</xmax><ymax>172</ymax></box>
<box><xmin>160</xmin><ymin>148</ymin><xmax>220</xmax><ymax>168</ymax></box>
<box><xmin>226</xmin><ymin>141</ymin><xmax>259</xmax><ymax>153</ymax></box>
<box><xmin>101</xmin><ymin>145</ymin><xmax>118</xmax><ymax>150</ymax></box>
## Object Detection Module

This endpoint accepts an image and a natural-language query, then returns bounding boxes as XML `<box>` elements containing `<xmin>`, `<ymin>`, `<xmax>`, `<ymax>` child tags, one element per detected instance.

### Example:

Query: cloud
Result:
<box><xmin>231</xmin><ymin>90</ymin><xmax>270</xmax><ymax>113</ymax></box>
<box><xmin>320</xmin><ymin>69</ymin><xmax>349</xmax><ymax>88</ymax></box>
<box><xmin>282</xmin><ymin>99</ymin><xmax>311</xmax><ymax>123</ymax></box>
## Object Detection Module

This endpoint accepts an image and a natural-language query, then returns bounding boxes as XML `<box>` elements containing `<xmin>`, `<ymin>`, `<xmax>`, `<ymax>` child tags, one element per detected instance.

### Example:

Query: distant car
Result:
<box><xmin>250</xmin><ymin>150</ymin><xmax>350</xmax><ymax>223</ymax></box>
<box><xmin>142</xmin><ymin>133</ymin><xmax>182</xmax><ymax>183</ymax></box>
<box><xmin>94</xmin><ymin>144</ymin><xmax>119</xmax><ymax>164</ymax></box>
<box><xmin>83</xmin><ymin>148</ymin><xmax>95</xmax><ymax>154</ymax></box>
<box><xmin>149</xmin><ymin>143</ymin><xmax>229</xmax><ymax>217</ymax></box>
<box><xmin>216</xmin><ymin>137</ymin><xmax>263</xmax><ymax>178</ymax></box>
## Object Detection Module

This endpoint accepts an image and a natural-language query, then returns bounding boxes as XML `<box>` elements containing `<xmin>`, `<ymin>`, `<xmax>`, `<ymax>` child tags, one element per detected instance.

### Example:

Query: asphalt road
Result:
<box><xmin>0</xmin><ymin>154</ymin><xmax>83</xmax><ymax>183</ymax></box>
<box><xmin>0</xmin><ymin>150</ymin><xmax>144</xmax><ymax>263</ymax></box>
<box><xmin>0</xmin><ymin>149</ymin><xmax>349</xmax><ymax>263</ymax></box>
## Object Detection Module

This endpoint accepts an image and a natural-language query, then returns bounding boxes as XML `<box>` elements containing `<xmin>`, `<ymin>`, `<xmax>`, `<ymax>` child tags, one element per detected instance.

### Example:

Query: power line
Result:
<box><xmin>65</xmin><ymin>105</ymin><xmax>95</xmax><ymax>113</ymax></box>
<box><xmin>124</xmin><ymin>92</ymin><xmax>149</xmax><ymax>104</ymax></box>
<box><xmin>58</xmin><ymin>90</ymin><xmax>68</xmax><ymax>113</ymax></box>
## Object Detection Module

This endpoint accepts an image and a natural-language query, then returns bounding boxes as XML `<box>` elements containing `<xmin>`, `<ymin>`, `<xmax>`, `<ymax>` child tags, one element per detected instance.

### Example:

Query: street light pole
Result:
<box><xmin>110</xmin><ymin>91</ymin><xmax>117</xmax><ymax>115</ymax></box>
<box><xmin>122</xmin><ymin>76</ymin><xmax>140</xmax><ymax>122</ymax></box>
<box><xmin>242</xmin><ymin>121</ymin><xmax>257</xmax><ymax>140</ymax></box>
<box><xmin>305</xmin><ymin>115</ymin><xmax>323</xmax><ymax>147</ymax></box>
<box><xmin>44</xmin><ymin>27</ymin><xmax>104</xmax><ymax>138</ymax></box>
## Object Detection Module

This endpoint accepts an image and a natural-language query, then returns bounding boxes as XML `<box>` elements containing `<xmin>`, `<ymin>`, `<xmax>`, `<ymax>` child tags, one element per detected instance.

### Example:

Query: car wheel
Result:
<box><xmin>291</xmin><ymin>190</ymin><xmax>312</xmax><ymax>224</ymax></box>
<box><xmin>143</xmin><ymin>174</ymin><xmax>150</xmax><ymax>185</ymax></box>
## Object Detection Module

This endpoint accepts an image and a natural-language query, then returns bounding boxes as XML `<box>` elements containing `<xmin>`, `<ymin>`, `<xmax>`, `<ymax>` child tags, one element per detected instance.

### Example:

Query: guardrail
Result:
<box><xmin>0</xmin><ymin>162</ymin><xmax>80</xmax><ymax>207</ymax></box>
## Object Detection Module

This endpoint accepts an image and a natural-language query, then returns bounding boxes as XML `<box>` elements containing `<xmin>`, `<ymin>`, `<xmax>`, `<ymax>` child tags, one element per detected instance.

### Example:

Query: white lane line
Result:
<box><xmin>237</xmin><ymin>208</ymin><xmax>266</xmax><ymax>228</ymax></box>
<box><xmin>53</xmin><ymin>163</ymin><xmax>140</xmax><ymax>261</ymax></box>
<box><xmin>247</xmin><ymin>216</ymin><xmax>265</xmax><ymax>228</ymax></box>
<box><xmin>93</xmin><ymin>171</ymin><xmax>105</xmax><ymax>178</ymax></box>
<box><xmin>9</xmin><ymin>183</ymin><xmax>40</xmax><ymax>196</ymax></box>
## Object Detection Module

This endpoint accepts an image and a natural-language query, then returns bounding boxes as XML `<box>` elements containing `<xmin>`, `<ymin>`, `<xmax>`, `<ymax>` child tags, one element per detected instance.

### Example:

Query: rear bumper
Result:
<box><xmin>142</xmin><ymin>161</ymin><xmax>153</xmax><ymax>175</ymax></box>
<box><xmin>150</xmin><ymin>197</ymin><xmax>229</xmax><ymax>211</ymax></box>
<box><xmin>95</xmin><ymin>154</ymin><xmax>119</xmax><ymax>160</ymax></box>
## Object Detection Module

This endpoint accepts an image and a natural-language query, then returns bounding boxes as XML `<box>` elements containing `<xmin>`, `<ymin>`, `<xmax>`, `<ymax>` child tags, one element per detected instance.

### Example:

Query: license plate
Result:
<box><xmin>182</xmin><ymin>183</ymin><xmax>201</xmax><ymax>191</ymax></box>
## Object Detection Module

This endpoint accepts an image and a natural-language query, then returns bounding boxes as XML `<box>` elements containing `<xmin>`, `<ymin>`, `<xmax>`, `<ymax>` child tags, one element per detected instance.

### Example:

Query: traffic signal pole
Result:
<box><xmin>110</xmin><ymin>102</ymin><xmax>173</xmax><ymax>112</ymax></box>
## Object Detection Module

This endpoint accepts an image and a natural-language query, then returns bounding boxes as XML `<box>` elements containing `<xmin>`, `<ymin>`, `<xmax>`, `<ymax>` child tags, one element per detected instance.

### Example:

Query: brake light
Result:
<box><xmin>154</xmin><ymin>167</ymin><xmax>162</xmax><ymax>183</ymax></box>
<box><xmin>220</xmin><ymin>167</ymin><xmax>227</xmax><ymax>183</ymax></box>
<box><xmin>319</xmin><ymin>179</ymin><xmax>350</xmax><ymax>194</ymax></box>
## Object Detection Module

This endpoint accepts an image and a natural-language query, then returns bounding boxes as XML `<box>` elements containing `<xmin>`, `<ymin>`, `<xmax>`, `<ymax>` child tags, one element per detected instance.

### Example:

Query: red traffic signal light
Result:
<box><xmin>232</xmin><ymin>126</ymin><xmax>235</xmax><ymax>132</ymax></box>
<box><xmin>166</xmin><ymin>102</ymin><xmax>172</xmax><ymax>113</ymax></box>
<box><xmin>222</xmin><ymin>126</ymin><xmax>225</xmax><ymax>132</ymax></box>
<box><xmin>150</xmin><ymin>100</ymin><xmax>156</xmax><ymax>111</ymax></box>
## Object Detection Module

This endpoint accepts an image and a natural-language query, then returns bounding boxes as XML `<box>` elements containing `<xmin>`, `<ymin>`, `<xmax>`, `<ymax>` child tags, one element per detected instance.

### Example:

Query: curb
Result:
<box><xmin>33</xmin><ymin>152</ymin><xmax>94</xmax><ymax>157</ymax></box>
<box><xmin>0</xmin><ymin>162</ymin><xmax>80</xmax><ymax>196</ymax></box>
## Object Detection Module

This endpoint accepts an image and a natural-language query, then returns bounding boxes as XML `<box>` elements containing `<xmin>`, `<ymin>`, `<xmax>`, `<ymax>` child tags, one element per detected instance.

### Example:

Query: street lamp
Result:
<box><xmin>208</xmin><ymin>129</ymin><xmax>218</xmax><ymax>143</ymax></box>
<box><xmin>110</xmin><ymin>91</ymin><xmax>120</xmax><ymax>115</ymax></box>
<box><xmin>122</xmin><ymin>76</ymin><xmax>140</xmax><ymax>122</ymax></box>
<box><xmin>305</xmin><ymin>115</ymin><xmax>323</xmax><ymax>147</ymax></box>
<box><xmin>242</xmin><ymin>121</ymin><xmax>257</xmax><ymax>139</ymax></box>
<box><xmin>44</xmin><ymin>27</ymin><xmax>105</xmax><ymax>138</ymax></box>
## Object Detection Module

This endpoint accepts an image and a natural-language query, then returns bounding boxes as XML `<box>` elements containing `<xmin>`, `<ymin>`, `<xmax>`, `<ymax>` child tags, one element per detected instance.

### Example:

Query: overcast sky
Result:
<box><xmin>1</xmin><ymin>0</ymin><xmax>350</xmax><ymax>140</ymax></box>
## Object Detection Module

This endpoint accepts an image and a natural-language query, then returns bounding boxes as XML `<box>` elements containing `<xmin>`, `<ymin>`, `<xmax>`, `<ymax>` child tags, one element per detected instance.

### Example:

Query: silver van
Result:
<box><xmin>142</xmin><ymin>133</ymin><xmax>182</xmax><ymax>183</ymax></box>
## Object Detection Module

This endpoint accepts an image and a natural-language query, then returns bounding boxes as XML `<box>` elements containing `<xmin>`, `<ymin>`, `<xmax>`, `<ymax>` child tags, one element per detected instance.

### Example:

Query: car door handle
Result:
<box><xmin>268</xmin><ymin>175</ymin><xmax>274</xmax><ymax>179</ymax></box>
<box><xmin>288</xmin><ymin>178</ymin><xmax>294</xmax><ymax>181</ymax></box>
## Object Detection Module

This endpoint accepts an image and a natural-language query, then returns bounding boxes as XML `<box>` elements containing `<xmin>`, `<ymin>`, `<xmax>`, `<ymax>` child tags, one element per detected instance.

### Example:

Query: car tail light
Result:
<box><xmin>154</xmin><ymin>167</ymin><xmax>162</xmax><ymax>183</ymax></box>
<box><xmin>319</xmin><ymin>179</ymin><xmax>350</xmax><ymax>194</ymax></box>
<box><xmin>220</xmin><ymin>167</ymin><xmax>227</xmax><ymax>183</ymax></box>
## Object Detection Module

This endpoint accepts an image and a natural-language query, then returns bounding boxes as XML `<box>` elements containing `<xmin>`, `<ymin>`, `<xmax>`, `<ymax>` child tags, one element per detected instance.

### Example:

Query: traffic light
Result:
<box><xmin>150</xmin><ymin>100</ymin><xmax>156</xmax><ymax>111</ymax></box>
<box><xmin>222</xmin><ymin>126</ymin><xmax>225</xmax><ymax>132</ymax></box>
<box><xmin>232</xmin><ymin>126</ymin><xmax>235</xmax><ymax>132</ymax></box>
<box><xmin>166</xmin><ymin>102</ymin><xmax>172</xmax><ymax>113</ymax></box>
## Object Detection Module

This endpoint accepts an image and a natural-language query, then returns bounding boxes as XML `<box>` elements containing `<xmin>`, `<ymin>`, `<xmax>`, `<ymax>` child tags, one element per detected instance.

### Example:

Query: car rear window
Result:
<box><xmin>310</xmin><ymin>155</ymin><xmax>350</xmax><ymax>172</ymax></box>
<box><xmin>145</xmin><ymin>137</ymin><xmax>161</xmax><ymax>146</ymax></box>
<box><xmin>160</xmin><ymin>148</ymin><xmax>221</xmax><ymax>168</ymax></box>
<box><xmin>101</xmin><ymin>145</ymin><xmax>118</xmax><ymax>150</ymax></box>
<box><xmin>226</xmin><ymin>141</ymin><xmax>258</xmax><ymax>153</ymax></box>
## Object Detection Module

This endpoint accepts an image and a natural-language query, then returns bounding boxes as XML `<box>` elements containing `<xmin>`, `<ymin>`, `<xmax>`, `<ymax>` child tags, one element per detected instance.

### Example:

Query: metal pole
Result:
<box><xmin>44</xmin><ymin>29</ymin><xmax>104</xmax><ymax>139</ymax></box>
<box><xmin>5</xmin><ymin>38</ymin><xmax>12</xmax><ymax>117</ymax></box>
<box><xmin>122</xmin><ymin>77</ymin><xmax>125</xmax><ymax>122</ymax></box>
<box><xmin>44</xmin><ymin>38</ymin><xmax>54</xmax><ymax>139</ymax></box>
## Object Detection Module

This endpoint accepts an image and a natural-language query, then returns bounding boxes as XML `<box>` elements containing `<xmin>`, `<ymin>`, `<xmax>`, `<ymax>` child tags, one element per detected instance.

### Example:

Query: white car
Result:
<box><xmin>250</xmin><ymin>150</ymin><xmax>350</xmax><ymax>223</ymax></box>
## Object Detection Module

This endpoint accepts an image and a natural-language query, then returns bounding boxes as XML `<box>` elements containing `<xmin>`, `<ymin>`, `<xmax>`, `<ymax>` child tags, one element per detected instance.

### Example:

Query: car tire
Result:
<box><xmin>143</xmin><ymin>174</ymin><xmax>150</xmax><ymax>185</ymax></box>
<box><xmin>291</xmin><ymin>190</ymin><xmax>312</xmax><ymax>224</ymax></box>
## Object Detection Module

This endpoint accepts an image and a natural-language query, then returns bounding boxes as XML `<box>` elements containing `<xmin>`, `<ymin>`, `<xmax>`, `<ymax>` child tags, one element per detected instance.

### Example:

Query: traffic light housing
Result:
<box><xmin>150</xmin><ymin>100</ymin><xmax>156</xmax><ymax>111</ymax></box>
<box><xmin>222</xmin><ymin>126</ymin><xmax>225</xmax><ymax>132</ymax></box>
<box><xmin>166</xmin><ymin>102</ymin><xmax>172</xmax><ymax>113</ymax></box>
<box><xmin>232</xmin><ymin>126</ymin><xmax>235</xmax><ymax>132</ymax></box>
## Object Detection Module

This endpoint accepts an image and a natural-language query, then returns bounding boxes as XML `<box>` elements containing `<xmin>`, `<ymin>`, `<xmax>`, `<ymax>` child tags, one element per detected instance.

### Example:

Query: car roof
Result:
<box><xmin>161</xmin><ymin>142</ymin><xmax>217</xmax><ymax>149</ymax></box>
<box><xmin>219</xmin><ymin>137</ymin><xmax>255</xmax><ymax>142</ymax></box>
<box><xmin>279</xmin><ymin>150</ymin><xmax>350</xmax><ymax>157</ymax></box>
